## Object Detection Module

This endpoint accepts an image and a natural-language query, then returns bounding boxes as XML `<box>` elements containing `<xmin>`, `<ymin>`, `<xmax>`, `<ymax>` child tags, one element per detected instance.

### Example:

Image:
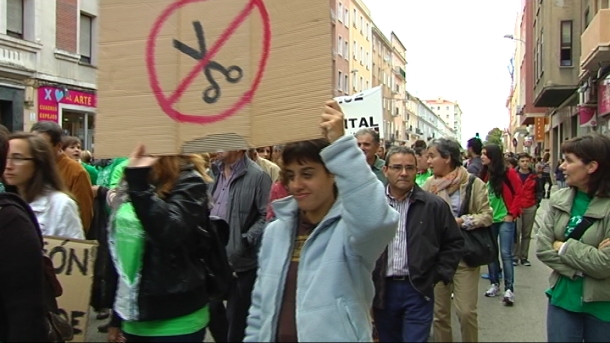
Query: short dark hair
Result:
<box><xmin>428</xmin><ymin>138</ymin><xmax>463</xmax><ymax>169</ymax></box>
<box><xmin>467</xmin><ymin>137</ymin><xmax>483</xmax><ymax>155</ymax></box>
<box><xmin>517</xmin><ymin>152</ymin><xmax>531</xmax><ymax>160</ymax></box>
<box><xmin>355</xmin><ymin>128</ymin><xmax>380</xmax><ymax>145</ymax></box>
<box><xmin>61</xmin><ymin>136</ymin><xmax>81</xmax><ymax>150</ymax></box>
<box><xmin>561</xmin><ymin>133</ymin><xmax>610</xmax><ymax>198</ymax></box>
<box><xmin>385</xmin><ymin>146</ymin><xmax>416</xmax><ymax>165</ymax></box>
<box><xmin>282</xmin><ymin>138</ymin><xmax>330</xmax><ymax>170</ymax></box>
<box><xmin>412</xmin><ymin>139</ymin><xmax>427</xmax><ymax>149</ymax></box>
<box><xmin>31</xmin><ymin>121</ymin><xmax>64</xmax><ymax>146</ymax></box>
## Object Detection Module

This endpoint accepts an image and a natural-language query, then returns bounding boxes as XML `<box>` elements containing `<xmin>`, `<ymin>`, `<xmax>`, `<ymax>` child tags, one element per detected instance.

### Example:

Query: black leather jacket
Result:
<box><xmin>121</xmin><ymin>165</ymin><xmax>209</xmax><ymax>321</ymax></box>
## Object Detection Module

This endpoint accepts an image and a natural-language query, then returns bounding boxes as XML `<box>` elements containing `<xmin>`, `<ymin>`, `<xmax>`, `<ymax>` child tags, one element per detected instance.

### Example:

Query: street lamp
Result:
<box><xmin>503</xmin><ymin>34</ymin><xmax>526</xmax><ymax>44</ymax></box>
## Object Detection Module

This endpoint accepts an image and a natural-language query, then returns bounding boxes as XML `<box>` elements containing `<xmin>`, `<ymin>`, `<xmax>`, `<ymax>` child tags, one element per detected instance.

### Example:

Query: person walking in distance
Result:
<box><xmin>513</xmin><ymin>153</ymin><xmax>542</xmax><ymax>267</ymax></box>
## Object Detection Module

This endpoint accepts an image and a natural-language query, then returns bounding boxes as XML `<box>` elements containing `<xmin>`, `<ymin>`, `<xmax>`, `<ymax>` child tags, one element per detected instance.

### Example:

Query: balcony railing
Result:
<box><xmin>580</xmin><ymin>9</ymin><xmax>610</xmax><ymax>71</ymax></box>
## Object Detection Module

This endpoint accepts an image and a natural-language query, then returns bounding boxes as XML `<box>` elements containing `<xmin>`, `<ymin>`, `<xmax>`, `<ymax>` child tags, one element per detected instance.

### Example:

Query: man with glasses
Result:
<box><xmin>372</xmin><ymin>146</ymin><xmax>464</xmax><ymax>342</ymax></box>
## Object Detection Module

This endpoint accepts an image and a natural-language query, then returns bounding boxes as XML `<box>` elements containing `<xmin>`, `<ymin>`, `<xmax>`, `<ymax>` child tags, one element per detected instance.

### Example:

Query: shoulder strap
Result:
<box><xmin>567</xmin><ymin>216</ymin><xmax>598</xmax><ymax>241</ymax></box>
<box><xmin>459</xmin><ymin>174</ymin><xmax>477</xmax><ymax>217</ymax></box>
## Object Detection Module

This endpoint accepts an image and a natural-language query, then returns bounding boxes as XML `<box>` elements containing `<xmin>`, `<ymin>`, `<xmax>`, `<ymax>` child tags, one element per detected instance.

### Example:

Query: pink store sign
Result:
<box><xmin>37</xmin><ymin>86</ymin><xmax>97</xmax><ymax>122</ymax></box>
<box><xmin>598</xmin><ymin>78</ymin><xmax>610</xmax><ymax>116</ymax></box>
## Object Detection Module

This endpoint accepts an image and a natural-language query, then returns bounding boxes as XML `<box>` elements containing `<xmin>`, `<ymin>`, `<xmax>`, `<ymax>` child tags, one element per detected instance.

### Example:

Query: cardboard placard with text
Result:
<box><xmin>334</xmin><ymin>86</ymin><xmax>384</xmax><ymax>139</ymax></box>
<box><xmin>95</xmin><ymin>0</ymin><xmax>333</xmax><ymax>157</ymax></box>
<box><xmin>43</xmin><ymin>236</ymin><xmax>98</xmax><ymax>342</ymax></box>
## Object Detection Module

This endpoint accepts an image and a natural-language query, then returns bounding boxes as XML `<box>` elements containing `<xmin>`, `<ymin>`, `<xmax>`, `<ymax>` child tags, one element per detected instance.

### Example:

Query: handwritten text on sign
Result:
<box><xmin>334</xmin><ymin>86</ymin><xmax>384</xmax><ymax>139</ymax></box>
<box><xmin>43</xmin><ymin>237</ymin><xmax>97</xmax><ymax>342</ymax></box>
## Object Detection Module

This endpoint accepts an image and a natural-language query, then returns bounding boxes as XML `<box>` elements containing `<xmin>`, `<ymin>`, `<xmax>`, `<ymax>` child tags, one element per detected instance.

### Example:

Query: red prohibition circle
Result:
<box><xmin>145</xmin><ymin>0</ymin><xmax>271</xmax><ymax>124</ymax></box>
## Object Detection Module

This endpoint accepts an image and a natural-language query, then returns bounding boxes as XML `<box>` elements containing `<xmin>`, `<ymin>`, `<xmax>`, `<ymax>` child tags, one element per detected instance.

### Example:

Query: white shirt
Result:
<box><xmin>29</xmin><ymin>190</ymin><xmax>85</xmax><ymax>239</ymax></box>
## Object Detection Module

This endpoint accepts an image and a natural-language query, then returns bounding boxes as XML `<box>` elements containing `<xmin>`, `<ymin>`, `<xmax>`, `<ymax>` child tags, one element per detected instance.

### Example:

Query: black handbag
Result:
<box><xmin>459</xmin><ymin>174</ymin><xmax>499</xmax><ymax>267</ymax></box>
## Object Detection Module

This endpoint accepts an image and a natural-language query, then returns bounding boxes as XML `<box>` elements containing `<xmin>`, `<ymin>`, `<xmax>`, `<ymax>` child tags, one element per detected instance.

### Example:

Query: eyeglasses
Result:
<box><xmin>388</xmin><ymin>165</ymin><xmax>417</xmax><ymax>172</ymax></box>
<box><xmin>7</xmin><ymin>157</ymin><xmax>34</xmax><ymax>166</ymax></box>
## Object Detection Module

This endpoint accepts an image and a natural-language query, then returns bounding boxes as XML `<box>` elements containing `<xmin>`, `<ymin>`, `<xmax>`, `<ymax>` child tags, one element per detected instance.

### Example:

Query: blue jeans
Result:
<box><xmin>124</xmin><ymin>327</ymin><xmax>206</xmax><ymax>342</ymax></box>
<box><xmin>488</xmin><ymin>221</ymin><xmax>515</xmax><ymax>291</ymax></box>
<box><xmin>547</xmin><ymin>303</ymin><xmax>610</xmax><ymax>342</ymax></box>
<box><xmin>373</xmin><ymin>279</ymin><xmax>434</xmax><ymax>342</ymax></box>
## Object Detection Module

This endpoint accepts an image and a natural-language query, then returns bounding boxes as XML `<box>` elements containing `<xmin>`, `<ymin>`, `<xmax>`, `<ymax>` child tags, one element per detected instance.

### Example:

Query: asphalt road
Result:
<box><xmin>87</xmin><ymin>199</ymin><xmax>554</xmax><ymax>342</ymax></box>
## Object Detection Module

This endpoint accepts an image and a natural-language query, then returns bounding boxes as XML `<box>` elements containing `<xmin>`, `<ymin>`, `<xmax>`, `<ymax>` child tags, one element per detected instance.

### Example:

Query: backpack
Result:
<box><xmin>0</xmin><ymin>193</ymin><xmax>73</xmax><ymax>342</ymax></box>
<box><xmin>196</xmin><ymin>215</ymin><xmax>233</xmax><ymax>301</ymax></box>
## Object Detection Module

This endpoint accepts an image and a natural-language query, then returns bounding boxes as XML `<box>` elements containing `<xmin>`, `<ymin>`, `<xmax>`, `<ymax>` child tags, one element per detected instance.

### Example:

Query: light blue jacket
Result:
<box><xmin>244</xmin><ymin>135</ymin><xmax>399</xmax><ymax>342</ymax></box>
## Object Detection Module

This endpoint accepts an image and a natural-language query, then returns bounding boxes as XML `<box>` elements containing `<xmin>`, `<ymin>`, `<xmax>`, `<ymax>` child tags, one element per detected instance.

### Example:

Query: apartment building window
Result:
<box><xmin>366</xmin><ymin>23</ymin><xmax>369</xmax><ymax>40</ymax></box>
<box><xmin>359</xmin><ymin>46</ymin><xmax>363</xmax><ymax>64</ymax></box>
<box><xmin>584</xmin><ymin>8</ymin><xmax>591</xmax><ymax>29</ymax></box>
<box><xmin>353</xmin><ymin>41</ymin><xmax>357</xmax><ymax>60</ymax></box>
<box><xmin>360</xmin><ymin>16</ymin><xmax>363</xmax><ymax>34</ymax></box>
<box><xmin>359</xmin><ymin>77</ymin><xmax>363</xmax><ymax>91</ymax></box>
<box><xmin>353</xmin><ymin>9</ymin><xmax>357</xmax><ymax>28</ymax></box>
<box><xmin>560</xmin><ymin>21</ymin><xmax>573</xmax><ymax>66</ymax></box>
<box><xmin>343</xmin><ymin>41</ymin><xmax>348</xmax><ymax>58</ymax></box>
<box><xmin>338</xmin><ymin>71</ymin><xmax>343</xmax><ymax>91</ymax></box>
<box><xmin>338</xmin><ymin>3</ymin><xmax>343</xmax><ymax>22</ymax></box>
<box><xmin>338</xmin><ymin>36</ymin><xmax>343</xmax><ymax>57</ymax></box>
<box><xmin>353</xmin><ymin>73</ymin><xmax>357</xmax><ymax>91</ymax></box>
<box><xmin>366</xmin><ymin>52</ymin><xmax>369</xmax><ymax>69</ymax></box>
<box><xmin>344</xmin><ymin>8</ymin><xmax>349</xmax><ymax>26</ymax></box>
<box><xmin>6</xmin><ymin>0</ymin><xmax>24</xmax><ymax>39</ymax></box>
<box><xmin>344</xmin><ymin>74</ymin><xmax>348</xmax><ymax>93</ymax></box>
<box><xmin>366</xmin><ymin>80</ymin><xmax>369</xmax><ymax>90</ymax></box>
<box><xmin>80</xmin><ymin>13</ymin><xmax>94</xmax><ymax>64</ymax></box>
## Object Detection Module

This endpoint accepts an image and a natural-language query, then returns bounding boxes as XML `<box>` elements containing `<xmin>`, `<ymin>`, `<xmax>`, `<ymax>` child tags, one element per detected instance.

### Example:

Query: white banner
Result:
<box><xmin>334</xmin><ymin>86</ymin><xmax>384</xmax><ymax>139</ymax></box>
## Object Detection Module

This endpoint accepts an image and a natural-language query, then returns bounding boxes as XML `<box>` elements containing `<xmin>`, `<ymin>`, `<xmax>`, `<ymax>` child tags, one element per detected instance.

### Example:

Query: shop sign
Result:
<box><xmin>37</xmin><ymin>86</ymin><xmax>97</xmax><ymax>122</ymax></box>
<box><xmin>578</xmin><ymin>105</ymin><xmax>597</xmax><ymax>127</ymax></box>
<box><xmin>599</xmin><ymin>77</ymin><xmax>610</xmax><ymax>117</ymax></box>
<box><xmin>534</xmin><ymin>117</ymin><xmax>545</xmax><ymax>142</ymax></box>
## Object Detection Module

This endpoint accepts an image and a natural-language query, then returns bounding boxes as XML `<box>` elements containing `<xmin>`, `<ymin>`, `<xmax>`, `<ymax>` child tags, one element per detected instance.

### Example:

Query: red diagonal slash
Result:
<box><xmin>166</xmin><ymin>0</ymin><xmax>256</xmax><ymax>105</ymax></box>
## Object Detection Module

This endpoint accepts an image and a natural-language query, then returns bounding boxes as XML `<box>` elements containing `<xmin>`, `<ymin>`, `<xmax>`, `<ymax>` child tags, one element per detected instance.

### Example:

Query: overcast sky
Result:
<box><xmin>363</xmin><ymin>0</ymin><xmax>520</xmax><ymax>146</ymax></box>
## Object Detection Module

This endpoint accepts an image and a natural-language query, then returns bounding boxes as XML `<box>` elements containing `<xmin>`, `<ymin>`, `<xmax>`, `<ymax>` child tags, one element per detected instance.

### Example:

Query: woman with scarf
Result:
<box><xmin>423</xmin><ymin>138</ymin><xmax>493</xmax><ymax>343</ymax></box>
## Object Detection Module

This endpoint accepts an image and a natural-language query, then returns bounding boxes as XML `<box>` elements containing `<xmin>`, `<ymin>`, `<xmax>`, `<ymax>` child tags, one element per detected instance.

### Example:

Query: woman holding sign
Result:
<box><xmin>107</xmin><ymin>150</ymin><xmax>213</xmax><ymax>342</ymax></box>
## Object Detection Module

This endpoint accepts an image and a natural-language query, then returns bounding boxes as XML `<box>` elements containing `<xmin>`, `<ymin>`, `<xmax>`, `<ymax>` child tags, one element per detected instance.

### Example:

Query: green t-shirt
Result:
<box><xmin>81</xmin><ymin>162</ymin><xmax>99</xmax><ymax>185</ymax></box>
<box><xmin>115</xmin><ymin>203</ymin><xmax>210</xmax><ymax>335</ymax></box>
<box><xmin>415</xmin><ymin>169</ymin><xmax>433</xmax><ymax>187</ymax></box>
<box><xmin>546</xmin><ymin>191</ymin><xmax>610</xmax><ymax>322</ymax></box>
<box><xmin>487</xmin><ymin>183</ymin><xmax>508</xmax><ymax>223</ymax></box>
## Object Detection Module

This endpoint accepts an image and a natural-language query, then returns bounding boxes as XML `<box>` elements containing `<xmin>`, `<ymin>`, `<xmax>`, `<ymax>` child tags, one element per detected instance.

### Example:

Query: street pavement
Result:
<box><xmin>87</xmin><ymin>198</ymin><xmax>555</xmax><ymax>342</ymax></box>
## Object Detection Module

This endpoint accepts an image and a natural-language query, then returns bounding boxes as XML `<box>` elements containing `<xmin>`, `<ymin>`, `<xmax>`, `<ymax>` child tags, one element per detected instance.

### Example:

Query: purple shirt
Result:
<box><xmin>210</xmin><ymin>157</ymin><xmax>246</xmax><ymax>221</ymax></box>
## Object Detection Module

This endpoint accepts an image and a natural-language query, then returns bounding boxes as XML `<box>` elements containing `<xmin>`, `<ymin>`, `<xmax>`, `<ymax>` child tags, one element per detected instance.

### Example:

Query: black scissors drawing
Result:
<box><xmin>172</xmin><ymin>21</ymin><xmax>243</xmax><ymax>104</ymax></box>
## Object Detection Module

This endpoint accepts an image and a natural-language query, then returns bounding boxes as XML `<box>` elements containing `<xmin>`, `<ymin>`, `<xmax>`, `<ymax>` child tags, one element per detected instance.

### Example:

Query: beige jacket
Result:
<box><xmin>422</xmin><ymin>171</ymin><xmax>493</xmax><ymax>230</ymax></box>
<box><xmin>255</xmin><ymin>157</ymin><xmax>280</xmax><ymax>183</ymax></box>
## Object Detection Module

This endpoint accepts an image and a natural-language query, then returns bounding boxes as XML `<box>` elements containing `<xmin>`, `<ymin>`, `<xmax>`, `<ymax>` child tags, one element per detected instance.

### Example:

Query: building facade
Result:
<box><xmin>371</xmin><ymin>25</ymin><xmax>394</xmax><ymax>145</ymax></box>
<box><xmin>1</xmin><ymin>0</ymin><xmax>98</xmax><ymax>149</ymax></box>
<box><xmin>349</xmin><ymin>0</ymin><xmax>372</xmax><ymax>94</ymax></box>
<box><xmin>390</xmin><ymin>32</ymin><xmax>407</xmax><ymax>143</ymax></box>
<box><xmin>413</xmin><ymin>96</ymin><xmax>445</xmax><ymax>142</ymax></box>
<box><xmin>425</xmin><ymin>97</ymin><xmax>460</xmax><ymax>141</ymax></box>
<box><xmin>332</xmin><ymin>0</ymin><xmax>351</xmax><ymax>97</ymax></box>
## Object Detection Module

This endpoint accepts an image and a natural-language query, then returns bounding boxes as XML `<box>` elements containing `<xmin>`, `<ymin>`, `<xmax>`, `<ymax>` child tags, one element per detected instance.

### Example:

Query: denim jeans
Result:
<box><xmin>124</xmin><ymin>327</ymin><xmax>206</xmax><ymax>342</ymax></box>
<box><xmin>547</xmin><ymin>303</ymin><xmax>610</xmax><ymax>342</ymax></box>
<box><xmin>488</xmin><ymin>221</ymin><xmax>515</xmax><ymax>291</ymax></box>
<box><xmin>374</xmin><ymin>280</ymin><xmax>434</xmax><ymax>342</ymax></box>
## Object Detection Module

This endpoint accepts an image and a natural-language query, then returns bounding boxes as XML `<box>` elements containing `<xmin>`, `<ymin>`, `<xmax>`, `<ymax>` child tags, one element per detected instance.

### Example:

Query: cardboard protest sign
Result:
<box><xmin>43</xmin><ymin>237</ymin><xmax>97</xmax><ymax>342</ymax></box>
<box><xmin>95</xmin><ymin>0</ymin><xmax>332</xmax><ymax>158</ymax></box>
<box><xmin>334</xmin><ymin>86</ymin><xmax>384</xmax><ymax>139</ymax></box>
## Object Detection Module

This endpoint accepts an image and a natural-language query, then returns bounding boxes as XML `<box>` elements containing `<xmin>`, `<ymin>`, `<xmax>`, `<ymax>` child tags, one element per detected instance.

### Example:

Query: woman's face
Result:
<box><xmin>481</xmin><ymin>149</ymin><xmax>491</xmax><ymax>165</ymax></box>
<box><xmin>426</xmin><ymin>146</ymin><xmax>451</xmax><ymax>177</ymax></box>
<box><xmin>561</xmin><ymin>153</ymin><xmax>597</xmax><ymax>191</ymax></box>
<box><xmin>257</xmin><ymin>147</ymin><xmax>271</xmax><ymax>160</ymax></box>
<box><xmin>3</xmin><ymin>139</ymin><xmax>35</xmax><ymax>190</ymax></box>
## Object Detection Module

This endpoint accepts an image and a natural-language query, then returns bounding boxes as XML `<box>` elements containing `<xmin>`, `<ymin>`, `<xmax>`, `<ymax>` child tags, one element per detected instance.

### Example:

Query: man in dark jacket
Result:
<box><xmin>373</xmin><ymin>146</ymin><xmax>464</xmax><ymax>342</ymax></box>
<box><xmin>208</xmin><ymin>149</ymin><xmax>271</xmax><ymax>342</ymax></box>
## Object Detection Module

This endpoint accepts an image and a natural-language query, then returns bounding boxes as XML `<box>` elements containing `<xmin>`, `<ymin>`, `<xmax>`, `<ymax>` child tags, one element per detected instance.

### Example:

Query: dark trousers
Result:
<box><xmin>208</xmin><ymin>269</ymin><xmax>258</xmax><ymax>342</ymax></box>
<box><xmin>124</xmin><ymin>327</ymin><xmax>205</xmax><ymax>342</ymax></box>
<box><xmin>373</xmin><ymin>279</ymin><xmax>434</xmax><ymax>342</ymax></box>
<box><xmin>539</xmin><ymin>174</ymin><xmax>552</xmax><ymax>197</ymax></box>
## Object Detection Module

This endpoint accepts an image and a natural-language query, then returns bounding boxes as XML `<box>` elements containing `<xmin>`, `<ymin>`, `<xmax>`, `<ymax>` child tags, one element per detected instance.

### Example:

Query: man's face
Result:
<box><xmin>356</xmin><ymin>133</ymin><xmax>379</xmax><ymax>162</ymax></box>
<box><xmin>466</xmin><ymin>146</ymin><xmax>474</xmax><ymax>158</ymax></box>
<box><xmin>416</xmin><ymin>150</ymin><xmax>428</xmax><ymax>170</ymax></box>
<box><xmin>383</xmin><ymin>153</ymin><xmax>417</xmax><ymax>193</ymax></box>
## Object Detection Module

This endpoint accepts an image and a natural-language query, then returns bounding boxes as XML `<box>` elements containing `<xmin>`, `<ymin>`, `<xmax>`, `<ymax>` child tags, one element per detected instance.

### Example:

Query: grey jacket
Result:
<box><xmin>212</xmin><ymin>158</ymin><xmax>272</xmax><ymax>272</ymax></box>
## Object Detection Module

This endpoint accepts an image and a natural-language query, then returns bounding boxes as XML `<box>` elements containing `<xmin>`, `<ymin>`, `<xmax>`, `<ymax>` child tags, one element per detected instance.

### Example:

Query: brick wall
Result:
<box><xmin>56</xmin><ymin>0</ymin><xmax>78</xmax><ymax>53</ymax></box>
